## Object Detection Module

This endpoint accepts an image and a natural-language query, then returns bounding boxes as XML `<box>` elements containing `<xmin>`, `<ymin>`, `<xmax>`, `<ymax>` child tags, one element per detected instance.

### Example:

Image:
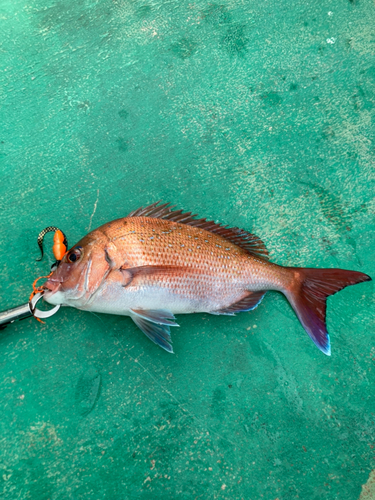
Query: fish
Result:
<box><xmin>43</xmin><ymin>202</ymin><xmax>371</xmax><ymax>355</ymax></box>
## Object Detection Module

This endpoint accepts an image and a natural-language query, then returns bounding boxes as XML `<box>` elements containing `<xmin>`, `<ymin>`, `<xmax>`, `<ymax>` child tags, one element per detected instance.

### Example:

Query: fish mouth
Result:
<box><xmin>43</xmin><ymin>260</ymin><xmax>93</xmax><ymax>304</ymax></box>
<box><xmin>43</xmin><ymin>278</ymin><xmax>62</xmax><ymax>294</ymax></box>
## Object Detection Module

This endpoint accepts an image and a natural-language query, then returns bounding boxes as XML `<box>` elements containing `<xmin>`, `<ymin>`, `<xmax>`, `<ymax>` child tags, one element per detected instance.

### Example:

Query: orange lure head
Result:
<box><xmin>53</xmin><ymin>230</ymin><xmax>67</xmax><ymax>261</ymax></box>
<box><xmin>36</xmin><ymin>226</ymin><xmax>68</xmax><ymax>263</ymax></box>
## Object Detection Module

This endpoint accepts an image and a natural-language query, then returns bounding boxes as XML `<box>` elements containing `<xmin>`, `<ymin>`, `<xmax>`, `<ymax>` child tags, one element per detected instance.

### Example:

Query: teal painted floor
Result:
<box><xmin>1</xmin><ymin>0</ymin><xmax>375</xmax><ymax>498</ymax></box>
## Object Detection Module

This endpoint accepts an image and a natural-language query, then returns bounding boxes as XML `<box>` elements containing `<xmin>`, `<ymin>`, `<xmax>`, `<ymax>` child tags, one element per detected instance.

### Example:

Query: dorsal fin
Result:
<box><xmin>127</xmin><ymin>202</ymin><xmax>269</xmax><ymax>260</ymax></box>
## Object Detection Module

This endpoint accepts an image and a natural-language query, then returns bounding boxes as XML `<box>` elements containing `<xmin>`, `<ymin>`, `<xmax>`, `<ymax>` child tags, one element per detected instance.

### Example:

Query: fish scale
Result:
<box><xmin>43</xmin><ymin>202</ymin><xmax>371</xmax><ymax>355</ymax></box>
<box><xmin>104</xmin><ymin>218</ymin><xmax>258</xmax><ymax>281</ymax></box>
<box><xmin>102</xmin><ymin>217</ymin><xmax>267</xmax><ymax>304</ymax></box>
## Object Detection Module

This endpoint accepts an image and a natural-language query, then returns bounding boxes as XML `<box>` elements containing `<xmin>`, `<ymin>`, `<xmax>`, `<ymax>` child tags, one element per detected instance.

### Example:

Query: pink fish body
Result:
<box><xmin>44</xmin><ymin>202</ymin><xmax>371</xmax><ymax>355</ymax></box>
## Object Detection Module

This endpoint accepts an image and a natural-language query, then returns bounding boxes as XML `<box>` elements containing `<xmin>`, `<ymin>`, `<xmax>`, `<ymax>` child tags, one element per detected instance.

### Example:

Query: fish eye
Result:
<box><xmin>67</xmin><ymin>247</ymin><xmax>82</xmax><ymax>263</ymax></box>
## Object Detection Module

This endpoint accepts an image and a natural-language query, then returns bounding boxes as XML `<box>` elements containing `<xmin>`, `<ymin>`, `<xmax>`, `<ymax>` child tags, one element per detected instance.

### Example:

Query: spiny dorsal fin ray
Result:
<box><xmin>127</xmin><ymin>201</ymin><xmax>269</xmax><ymax>260</ymax></box>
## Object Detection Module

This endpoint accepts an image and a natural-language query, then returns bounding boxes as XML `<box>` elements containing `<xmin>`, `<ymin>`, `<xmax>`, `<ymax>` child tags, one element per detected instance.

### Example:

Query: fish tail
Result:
<box><xmin>284</xmin><ymin>268</ymin><xmax>371</xmax><ymax>355</ymax></box>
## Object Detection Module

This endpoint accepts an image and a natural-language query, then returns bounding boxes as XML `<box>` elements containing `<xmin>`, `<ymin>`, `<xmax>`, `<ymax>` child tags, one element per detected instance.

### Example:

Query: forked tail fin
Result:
<box><xmin>285</xmin><ymin>268</ymin><xmax>371</xmax><ymax>355</ymax></box>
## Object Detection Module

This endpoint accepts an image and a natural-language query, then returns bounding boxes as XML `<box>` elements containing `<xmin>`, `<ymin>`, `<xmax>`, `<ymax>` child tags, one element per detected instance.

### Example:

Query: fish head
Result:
<box><xmin>43</xmin><ymin>230</ymin><xmax>112</xmax><ymax>307</ymax></box>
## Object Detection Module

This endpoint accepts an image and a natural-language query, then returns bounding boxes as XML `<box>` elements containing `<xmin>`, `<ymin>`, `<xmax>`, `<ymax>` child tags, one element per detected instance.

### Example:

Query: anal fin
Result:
<box><xmin>213</xmin><ymin>291</ymin><xmax>266</xmax><ymax>315</ymax></box>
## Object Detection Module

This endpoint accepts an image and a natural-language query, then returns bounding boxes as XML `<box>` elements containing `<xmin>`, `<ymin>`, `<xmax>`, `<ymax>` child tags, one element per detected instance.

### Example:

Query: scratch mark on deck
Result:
<box><xmin>88</xmin><ymin>189</ymin><xmax>99</xmax><ymax>232</ymax></box>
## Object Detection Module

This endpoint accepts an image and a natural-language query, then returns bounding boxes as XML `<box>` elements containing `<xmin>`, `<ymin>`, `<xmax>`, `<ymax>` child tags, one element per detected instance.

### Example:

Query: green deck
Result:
<box><xmin>1</xmin><ymin>0</ymin><xmax>374</xmax><ymax>498</ymax></box>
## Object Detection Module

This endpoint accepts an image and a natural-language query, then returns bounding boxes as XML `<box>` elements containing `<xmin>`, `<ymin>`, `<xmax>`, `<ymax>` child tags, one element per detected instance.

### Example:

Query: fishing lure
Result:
<box><xmin>31</xmin><ymin>227</ymin><xmax>69</xmax><ymax>301</ymax></box>
<box><xmin>0</xmin><ymin>227</ymin><xmax>68</xmax><ymax>329</ymax></box>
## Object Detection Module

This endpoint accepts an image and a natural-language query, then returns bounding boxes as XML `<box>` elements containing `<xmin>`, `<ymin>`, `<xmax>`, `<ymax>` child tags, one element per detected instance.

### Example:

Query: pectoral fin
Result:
<box><xmin>120</xmin><ymin>265</ymin><xmax>196</xmax><ymax>287</ymax></box>
<box><xmin>129</xmin><ymin>310</ymin><xmax>177</xmax><ymax>353</ymax></box>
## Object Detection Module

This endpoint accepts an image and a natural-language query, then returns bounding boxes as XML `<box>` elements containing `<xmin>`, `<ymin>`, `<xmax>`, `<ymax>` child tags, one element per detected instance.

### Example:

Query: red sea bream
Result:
<box><xmin>43</xmin><ymin>202</ymin><xmax>371</xmax><ymax>355</ymax></box>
